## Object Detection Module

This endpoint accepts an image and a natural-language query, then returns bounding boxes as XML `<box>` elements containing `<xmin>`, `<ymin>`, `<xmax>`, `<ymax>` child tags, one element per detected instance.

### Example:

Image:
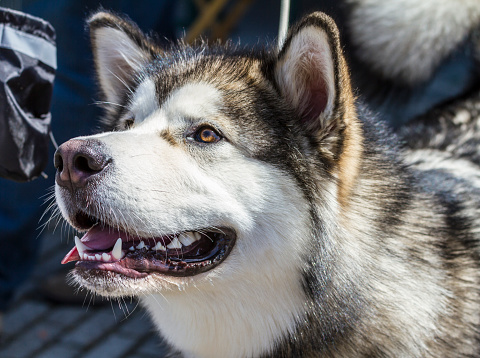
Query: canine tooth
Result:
<box><xmin>129</xmin><ymin>246</ymin><xmax>135</xmax><ymax>251</ymax></box>
<box><xmin>112</xmin><ymin>238</ymin><xmax>123</xmax><ymax>260</ymax></box>
<box><xmin>136</xmin><ymin>241</ymin><xmax>145</xmax><ymax>249</ymax></box>
<box><xmin>179</xmin><ymin>233</ymin><xmax>195</xmax><ymax>246</ymax></box>
<box><xmin>95</xmin><ymin>254</ymin><xmax>102</xmax><ymax>260</ymax></box>
<box><xmin>75</xmin><ymin>236</ymin><xmax>89</xmax><ymax>256</ymax></box>
<box><xmin>167</xmin><ymin>237</ymin><xmax>182</xmax><ymax>249</ymax></box>
<box><xmin>153</xmin><ymin>242</ymin><xmax>166</xmax><ymax>251</ymax></box>
<box><xmin>102</xmin><ymin>253</ymin><xmax>111</xmax><ymax>261</ymax></box>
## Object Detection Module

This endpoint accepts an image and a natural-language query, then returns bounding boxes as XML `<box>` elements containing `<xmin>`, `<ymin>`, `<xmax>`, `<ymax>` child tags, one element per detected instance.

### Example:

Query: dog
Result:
<box><xmin>54</xmin><ymin>9</ymin><xmax>480</xmax><ymax>358</ymax></box>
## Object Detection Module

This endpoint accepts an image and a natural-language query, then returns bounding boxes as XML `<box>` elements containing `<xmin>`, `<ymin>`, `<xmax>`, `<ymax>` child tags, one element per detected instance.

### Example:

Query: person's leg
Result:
<box><xmin>0</xmin><ymin>177</ymin><xmax>46</xmax><ymax>311</ymax></box>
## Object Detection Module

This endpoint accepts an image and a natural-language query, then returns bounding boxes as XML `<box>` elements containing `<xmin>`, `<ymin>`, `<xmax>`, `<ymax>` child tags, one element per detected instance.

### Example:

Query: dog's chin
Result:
<box><xmin>70</xmin><ymin>268</ymin><xmax>188</xmax><ymax>297</ymax></box>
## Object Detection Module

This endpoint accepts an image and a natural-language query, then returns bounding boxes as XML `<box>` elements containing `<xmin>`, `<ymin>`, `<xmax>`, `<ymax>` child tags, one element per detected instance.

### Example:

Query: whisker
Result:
<box><xmin>93</xmin><ymin>100</ymin><xmax>128</xmax><ymax>109</ymax></box>
<box><xmin>110</xmin><ymin>299</ymin><xmax>118</xmax><ymax>322</ymax></box>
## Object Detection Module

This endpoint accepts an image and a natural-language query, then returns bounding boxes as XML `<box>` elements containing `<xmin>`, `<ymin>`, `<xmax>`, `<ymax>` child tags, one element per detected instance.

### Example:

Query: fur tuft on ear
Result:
<box><xmin>88</xmin><ymin>11</ymin><xmax>159</xmax><ymax>105</ymax></box>
<box><xmin>276</xmin><ymin>27</ymin><xmax>335</xmax><ymax>132</ymax></box>
<box><xmin>274</xmin><ymin>12</ymin><xmax>353</xmax><ymax>142</ymax></box>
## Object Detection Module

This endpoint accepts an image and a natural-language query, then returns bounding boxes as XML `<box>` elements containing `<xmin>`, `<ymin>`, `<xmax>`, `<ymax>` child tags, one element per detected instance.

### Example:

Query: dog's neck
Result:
<box><xmin>141</xmin><ymin>258</ymin><xmax>308</xmax><ymax>358</ymax></box>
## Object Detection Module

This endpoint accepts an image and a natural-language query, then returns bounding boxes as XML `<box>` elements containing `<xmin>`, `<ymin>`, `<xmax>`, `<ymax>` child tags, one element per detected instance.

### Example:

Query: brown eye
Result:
<box><xmin>194</xmin><ymin>126</ymin><xmax>222</xmax><ymax>143</ymax></box>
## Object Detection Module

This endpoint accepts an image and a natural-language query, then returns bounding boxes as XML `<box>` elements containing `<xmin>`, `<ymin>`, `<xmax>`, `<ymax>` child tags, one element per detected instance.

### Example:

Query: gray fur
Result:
<box><xmin>345</xmin><ymin>0</ymin><xmax>480</xmax><ymax>84</ymax></box>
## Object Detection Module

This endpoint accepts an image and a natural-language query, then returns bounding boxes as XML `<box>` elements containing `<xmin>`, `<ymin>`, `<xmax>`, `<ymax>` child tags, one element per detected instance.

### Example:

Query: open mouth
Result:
<box><xmin>62</xmin><ymin>213</ymin><xmax>235</xmax><ymax>279</ymax></box>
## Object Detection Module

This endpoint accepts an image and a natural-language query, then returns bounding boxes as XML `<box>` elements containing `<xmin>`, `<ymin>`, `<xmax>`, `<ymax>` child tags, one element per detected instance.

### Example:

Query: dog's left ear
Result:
<box><xmin>88</xmin><ymin>11</ymin><xmax>159</xmax><ymax>105</ymax></box>
<box><xmin>274</xmin><ymin>12</ymin><xmax>356</xmax><ymax>160</ymax></box>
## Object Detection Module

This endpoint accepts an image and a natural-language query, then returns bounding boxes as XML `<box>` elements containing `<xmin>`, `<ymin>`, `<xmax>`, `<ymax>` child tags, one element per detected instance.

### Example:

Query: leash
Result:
<box><xmin>278</xmin><ymin>0</ymin><xmax>290</xmax><ymax>48</ymax></box>
<box><xmin>41</xmin><ymin>129</ymin><xmax>59</xmax><ymax>179</ymax></box>
<box><xmin>49</xmin><ymin>129</ymin><xmax>59</xmax><ymax>150</ymax></box>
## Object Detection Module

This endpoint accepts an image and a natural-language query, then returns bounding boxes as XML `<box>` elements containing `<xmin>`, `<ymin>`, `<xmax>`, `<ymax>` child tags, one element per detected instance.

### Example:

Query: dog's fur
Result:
<box><xmin>344</xmin><ymin>0</ymin><xmax>480</xmax><ymax>85</ymax></box>
<box><xmin>53</xmin><ymin>9</ymin><xmax>480</xmax><ymax>358</ymax></box>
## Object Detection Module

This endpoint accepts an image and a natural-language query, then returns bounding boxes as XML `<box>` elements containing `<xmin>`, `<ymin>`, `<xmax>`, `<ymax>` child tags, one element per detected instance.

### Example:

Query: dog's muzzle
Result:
<box><xmin>54</xmin><ymin>138</ymin><xmax>237</xmax><ymax>279</ymax></box>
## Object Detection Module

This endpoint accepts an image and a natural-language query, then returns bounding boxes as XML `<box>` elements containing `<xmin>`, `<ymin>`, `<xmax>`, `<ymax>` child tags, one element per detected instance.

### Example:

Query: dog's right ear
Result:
<box><xmin>274</xmin><ymin>12</ymin><xmax>362</xmax><ymax>204</ymax></box>
<box><xmin>273</xmin><ymin>12</ymin><xmax>356</xmax><ymax>161</ymax></box>
<box><xmin>88</xmin><ymin>11</ymin><xmax>158</xmax><ymax>105</ymax></box>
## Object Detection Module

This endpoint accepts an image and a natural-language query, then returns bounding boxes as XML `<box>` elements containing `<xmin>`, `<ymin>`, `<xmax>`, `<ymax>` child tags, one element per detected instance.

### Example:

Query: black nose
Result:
<box><xmin>54</xmin><ymin>139</ymin><xmax>111</xmax><ymax>190</ymax></box>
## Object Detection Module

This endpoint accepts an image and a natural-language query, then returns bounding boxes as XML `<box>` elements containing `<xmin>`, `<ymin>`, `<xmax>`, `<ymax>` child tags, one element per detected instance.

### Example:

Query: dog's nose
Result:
<box><xmin>54</xmin><ymin>139</ymin><xmax>111</xmax><ymax>189</ymax></box>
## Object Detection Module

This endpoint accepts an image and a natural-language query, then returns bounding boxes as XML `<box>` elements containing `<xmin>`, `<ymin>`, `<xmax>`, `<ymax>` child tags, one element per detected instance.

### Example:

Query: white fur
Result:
<box><xmin>128</xmin><ymin>79</ymin><xmax>159</xmax><ymax>125</ymax></box>
<box><xmin>141</xmin><ymin>176</ymin><xmax>311</xmax><ymax>358</ymax></box>
<box><xmin>346</xmin><ymin>0</ymin><xmax>480</xmax><ymax>83</ymax></box>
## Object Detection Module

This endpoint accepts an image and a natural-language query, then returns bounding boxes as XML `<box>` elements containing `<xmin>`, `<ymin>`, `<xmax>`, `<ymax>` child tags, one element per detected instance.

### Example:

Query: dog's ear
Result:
<box><xmin>88</xmin><ymin>11</ymin><xmax>158</xmax><ymax>105</ymax></box>
<box><xmin>274</xmin><ymin>12</ymin><xmax>356</xmax><ymax>160</ymax></box>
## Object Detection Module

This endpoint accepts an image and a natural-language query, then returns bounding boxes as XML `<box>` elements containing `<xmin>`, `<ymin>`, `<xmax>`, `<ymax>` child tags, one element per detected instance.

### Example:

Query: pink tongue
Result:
<box><xmin>61</xmin><ymin>246</ymin><xmax>80</xmax><ymax>264</ymax></box>
<box><xmin>81</xmin><ymin>226</ymin><xmax>135</xmax><ymax>250</ymax></box>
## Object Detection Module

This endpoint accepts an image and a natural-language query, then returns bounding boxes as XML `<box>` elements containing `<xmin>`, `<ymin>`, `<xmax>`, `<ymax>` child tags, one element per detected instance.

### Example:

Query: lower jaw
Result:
<box><xmin>71</xmin><ymin>265</ymin><xmax>187</xmax><ymax>298</ymax></box>
<box><xmin>75</xmin><ymin>256</ymin><xmax>215</xmax><ymax>278</ymax></box>
<box><xmin>76</xmin><ymin>260</ymin><xmax>150</xmax><ymax>279</ymax></box>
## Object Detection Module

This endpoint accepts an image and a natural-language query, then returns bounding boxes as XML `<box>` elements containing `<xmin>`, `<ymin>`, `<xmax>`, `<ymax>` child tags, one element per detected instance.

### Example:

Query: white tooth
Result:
<box><xmin>95</xmin><ymin>254</ymin><xmax>102</xmax><ymax>260</ymax></box>
<box><xmin>88</xmin><ymin>255</ymin><xmax>95</xmax><ymax>260</ymax></box>
<box><xmin>167</xmin><ymin>237</ymin><xmax>182</xmax><ymax>249</ymax></box>
<box><xmin>129</xmin><ymin>246</ymin><xmax>135</xmax><ymax>251</ymax></box>
<box><xmin>193</xmin><ymin>232</ymin><xmax>201</xmax><ymax>241</ymax></box>
<box><xmin>153</xmin><ymin>242</ymin><xmax>166</xmax><ymax>251</ymax></box>
<box><xmin>75</xmin><ymin>236</ymin><xmax>89</xmax><ymax>256</ymax></box>
<box><xmin>179</xmin><ymin>233</ymin><xmax>195</xmax><ymax>246</ymax></box>
<box><xmin>136</xmin><ymin>241</ymin><xmax>145</xmax><ymax>249</ymax></box>
<box><xmin>112</xmin><ymin>238</ymin><xmax>123</xmax><ymax>260</ymax></box>
<box><xmin>102</xmin><ymin>253</ymin><xmax>111</xmax><ymax>261</ymax></box>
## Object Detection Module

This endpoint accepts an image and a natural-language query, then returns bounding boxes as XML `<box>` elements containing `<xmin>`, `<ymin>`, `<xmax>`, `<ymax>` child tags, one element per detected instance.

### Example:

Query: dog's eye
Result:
<box><xmin>194</xmin><ymin>126</ymin><xmax>222</xmax><ymax>143</ymax></box>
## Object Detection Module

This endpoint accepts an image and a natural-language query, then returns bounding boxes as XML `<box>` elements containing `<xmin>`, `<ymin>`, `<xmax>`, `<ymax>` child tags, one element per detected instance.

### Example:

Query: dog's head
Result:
<box><xmin>55</xmin><ymin>11</ymin><xmax>360</xmax><ymax>299</ymax></box>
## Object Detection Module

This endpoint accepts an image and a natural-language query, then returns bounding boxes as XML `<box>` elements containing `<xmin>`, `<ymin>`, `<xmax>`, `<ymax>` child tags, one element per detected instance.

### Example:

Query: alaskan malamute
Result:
<box><xmin>55</xmin><ymin>10</ymin><xmax>480</xmax><ymax>358</ymax></box>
